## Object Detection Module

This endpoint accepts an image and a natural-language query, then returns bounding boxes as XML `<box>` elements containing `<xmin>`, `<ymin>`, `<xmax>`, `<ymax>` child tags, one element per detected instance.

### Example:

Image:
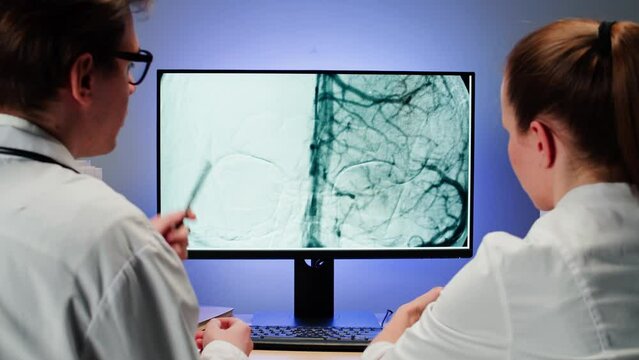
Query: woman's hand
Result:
<box><xmin>372</xmin><ymin>287</ymin><xmax>443</xmax><ymax>344</ymax></box>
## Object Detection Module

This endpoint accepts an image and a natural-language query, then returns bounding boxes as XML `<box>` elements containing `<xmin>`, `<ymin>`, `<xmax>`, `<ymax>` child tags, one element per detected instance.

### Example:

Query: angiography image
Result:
<box><xmin>159</xmin><ymin>72</ymin><xmax>472</xmax><ymax>250</ymax></box>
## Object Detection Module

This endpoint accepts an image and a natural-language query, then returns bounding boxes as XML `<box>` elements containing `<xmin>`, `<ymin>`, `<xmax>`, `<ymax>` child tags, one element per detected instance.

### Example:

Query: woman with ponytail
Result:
<box><xmin>362</xmin><ymin>19</ymin><xmax>639</xmax><ymax>360</ymax></box>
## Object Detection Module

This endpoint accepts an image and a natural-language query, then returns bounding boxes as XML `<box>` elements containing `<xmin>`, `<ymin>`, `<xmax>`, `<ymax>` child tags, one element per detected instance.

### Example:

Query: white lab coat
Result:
<box><xmin>363</xmin><ymin>182</ymin><xmax>639</xmax><ymax>359</ymax></box>
<box><xmin>0</xmin><ymin>114</ymin><xmax>246</xmax><ymax>360</ymax></box>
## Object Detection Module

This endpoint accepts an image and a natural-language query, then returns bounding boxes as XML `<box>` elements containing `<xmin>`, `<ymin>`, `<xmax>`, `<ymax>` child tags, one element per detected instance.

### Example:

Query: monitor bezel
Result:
<box><xmin>157</xmin><ymin>69</ymin><xmax>475</xmax><ymax>260</ymax></box>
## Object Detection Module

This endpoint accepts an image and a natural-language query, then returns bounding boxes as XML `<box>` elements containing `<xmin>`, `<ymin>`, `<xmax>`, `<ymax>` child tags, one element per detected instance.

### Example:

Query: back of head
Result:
<box><xmin>0</xmin><ymin>0</ymin><xmax>151</xmax><ymax>118</ymax></box>
<box><xmin>505</xmin><ymin>18</ymin><xmax>639</xmax><ymax>187</ymax></box>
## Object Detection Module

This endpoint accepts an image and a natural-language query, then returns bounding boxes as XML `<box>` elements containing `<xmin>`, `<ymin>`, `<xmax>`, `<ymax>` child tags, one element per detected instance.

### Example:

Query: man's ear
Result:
<box><xmin>69</xmin><ymin>53</ymin><xmax>95</xmax><ymax>106</ymax></box>
<box><xmin>529</xmin><ymin>120</ymin><xmax>556</xmax><ymax>169</ymax></box>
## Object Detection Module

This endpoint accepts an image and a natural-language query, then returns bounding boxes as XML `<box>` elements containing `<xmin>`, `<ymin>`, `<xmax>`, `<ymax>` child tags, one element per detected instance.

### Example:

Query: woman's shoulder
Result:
<box><xmin>527</xmin><ymin>182</ymin><xmax>639</xmax><ymax>251</ymax></box>
<box><xmin>476</xmin><ymin>230</ymin><xmax>567</xmax><ymax>285</ymax></box>
<box><xmin>478</xmin><ymin>231</ymin><xmax>535</xmax><ymax>262</ymax></box>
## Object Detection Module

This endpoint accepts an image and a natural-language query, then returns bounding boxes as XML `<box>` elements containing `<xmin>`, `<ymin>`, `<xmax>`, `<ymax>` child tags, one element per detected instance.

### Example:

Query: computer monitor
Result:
<box><xmin>158</xmin><ymin>70</ymin><xmax>474</xmax><ymax>325</ymax></box>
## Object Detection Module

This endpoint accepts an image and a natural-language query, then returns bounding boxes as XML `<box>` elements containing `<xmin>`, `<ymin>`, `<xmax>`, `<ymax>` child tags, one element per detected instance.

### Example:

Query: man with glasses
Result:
<box><xmin>0</xmin><ymin>1</ymin><xmax>251</xmax><ymax>359</ymax></box>
<box><xmin>115</xmin><ymin>49</ymin><xmax>154</xmax><ymax>85</ymax></box>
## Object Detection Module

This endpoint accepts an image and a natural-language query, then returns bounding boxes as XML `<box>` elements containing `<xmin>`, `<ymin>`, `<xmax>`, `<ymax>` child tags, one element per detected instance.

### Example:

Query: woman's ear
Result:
<box><xmin>68</xmin><ymin>53</ymin><xmax>95</xmax><ymax>106</ymax></box>
<box><xmin>529</xmin><ymin>119</ymin><xmax>556</xmax><ymax>169</ymax></box>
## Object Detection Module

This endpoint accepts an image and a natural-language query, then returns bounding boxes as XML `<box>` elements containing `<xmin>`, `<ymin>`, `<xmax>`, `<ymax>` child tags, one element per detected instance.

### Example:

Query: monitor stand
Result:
<box><xmin>251</xmin><ymin>259</ymin><xmax>380</xmax><ymax>328</ymax></box>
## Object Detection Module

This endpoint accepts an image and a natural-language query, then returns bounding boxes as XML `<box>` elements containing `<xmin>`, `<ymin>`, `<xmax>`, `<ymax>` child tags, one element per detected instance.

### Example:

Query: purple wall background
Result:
<box><xmin>93</xmin><ymin>0</ymin><xmax>639</xmax><ymax>313</ymax></box>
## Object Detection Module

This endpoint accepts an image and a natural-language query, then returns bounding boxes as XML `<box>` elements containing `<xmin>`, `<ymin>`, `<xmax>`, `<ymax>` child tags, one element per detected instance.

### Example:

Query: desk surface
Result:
<box><xmin>250</xmin><ymin>350</ymin><xmax>361</xmax><ymax>360</ymax></box>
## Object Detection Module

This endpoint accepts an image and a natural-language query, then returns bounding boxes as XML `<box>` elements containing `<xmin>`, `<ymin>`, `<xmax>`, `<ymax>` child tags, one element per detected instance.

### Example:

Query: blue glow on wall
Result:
<box><xmin>92</xmin><ymin>0</ymin><xmax>639</xmax><ymax>313</ymax></box>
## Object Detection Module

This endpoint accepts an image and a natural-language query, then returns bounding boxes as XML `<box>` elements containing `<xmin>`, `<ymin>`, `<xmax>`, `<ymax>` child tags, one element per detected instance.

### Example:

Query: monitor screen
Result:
<box><xmin>158</xmin><ymin>70</ymin><xmax>473</xmax><ymax>259</ymax></box>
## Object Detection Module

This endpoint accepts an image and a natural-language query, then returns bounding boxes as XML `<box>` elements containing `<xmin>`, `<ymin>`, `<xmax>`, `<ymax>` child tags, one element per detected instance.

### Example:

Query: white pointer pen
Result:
<box><xmin>176</xmin><ymin>161</ymin><xmax>212</xmax><ymax>228</ymax></box>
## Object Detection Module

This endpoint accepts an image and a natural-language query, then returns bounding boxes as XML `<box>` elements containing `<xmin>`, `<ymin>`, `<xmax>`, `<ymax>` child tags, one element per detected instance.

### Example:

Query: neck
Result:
<box><xmin>1</xmin><ymin>102</ymin><xmax>83</xmax><ymax>157</ymax></box>
<box><xmin>552</xmin><ymin>160</ymin><xmax>626</xmax><ymax>205</ymax></box>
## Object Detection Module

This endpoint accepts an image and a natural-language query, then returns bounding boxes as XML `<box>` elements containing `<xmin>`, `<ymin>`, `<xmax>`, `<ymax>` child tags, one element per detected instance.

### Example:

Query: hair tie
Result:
<box><xmin>597</xmin><ymin>21</ymin><xmax>616</xmax><ymax>56</ymax></box>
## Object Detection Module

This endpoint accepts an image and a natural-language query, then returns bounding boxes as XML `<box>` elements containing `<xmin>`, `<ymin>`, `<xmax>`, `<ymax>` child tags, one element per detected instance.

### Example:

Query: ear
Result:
<box><xmin>69</xmin><ymin>53</ymin><xmax>95</xmax><ymax>106</ymax></box>
<box><xmin>529</xmin><ymin>120</ymin><xmax>556</xmax><ymax>168</ymax></box>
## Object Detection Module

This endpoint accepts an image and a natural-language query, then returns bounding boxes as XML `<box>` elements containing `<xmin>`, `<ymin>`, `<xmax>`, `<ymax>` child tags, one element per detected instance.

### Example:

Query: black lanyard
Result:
<box><xmin>0</xmin><ymin>146</ymin><xmax>79</xmax><ymax>174</ymax></box>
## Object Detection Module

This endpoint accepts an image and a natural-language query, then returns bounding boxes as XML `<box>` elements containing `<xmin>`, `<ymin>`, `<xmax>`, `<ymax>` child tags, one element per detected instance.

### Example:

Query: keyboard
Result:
<box><xmin>251</xmin><ymin>325</ymin><xmax>381</xmax><ymax>351</ymax></box>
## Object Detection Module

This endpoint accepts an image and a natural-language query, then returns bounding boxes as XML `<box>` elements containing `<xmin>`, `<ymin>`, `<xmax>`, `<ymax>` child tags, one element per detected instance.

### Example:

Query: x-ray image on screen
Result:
<box><xmin>159</xmin><ymin>71</ymin><xmax>472</xmax><ymax>251</ymax></box>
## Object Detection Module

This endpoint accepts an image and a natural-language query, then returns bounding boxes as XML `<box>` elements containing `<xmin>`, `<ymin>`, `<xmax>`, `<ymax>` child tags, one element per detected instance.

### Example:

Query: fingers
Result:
<box><xmin>194</xmin><ymin>329</ymin><xmax>204</xmax><ymax>352</ymax></box>
<box><xmin>414</xmin><ymin>287</ymin><xmax>443</xmax><ymax>307</ymax></box>
<box><xmin>170</xmin><ymin>242</ymin><xmax>187</xmax><ymax>260</ymax></box>
<box><xmin>393</xmin><ymin>286</ymin><xmax>443</xmax><ymax>328</ymax></box>
<box><xmin>151</xmin><ymin>210</ymin><xmax>197</xmax><ymax>235</ymax></box>
<box><xmin>202</xmin><ymin>318</ymin><xmax>253</xmax><ymax>356</ymax></box>
<box><xmin>372</xmin><ymin>286</ymin><xmax>444</xmax><ymax>346</ymax></box>
<box><xmin>150</xmin><ymin>211</ymin><xmax>197</xmax><ymax>260</ymax></box>
<box><xmin>185</xmin><ymin>208</ymin><xmax>196</xmax><ymax>220</ymax></box>
<box><xmin>203</xmin><ymin>317</ymin><xmax>242</xmax><ymax>331</ymax></box>
<box><xmin>216</xmin><ymin>317</ymin><xmax>242</xmax><ymax>329</ymax></box>
<box><xmin>204</xmin><ymin>318</ymin><xmax>222</xmax><ymax>331</ymax></box>
<box><xmin>166</xmin><ymin>224</ymin><xmax>189</xmax><ymax>260</ymax></box>
<box><xmin>166</xmin><ymin>224</ymin><xmax>189</xmax><ymax>244</ymax></box>
<box><xmin>406</xmin><ymin>287</ymin><xmax>443</xmax><ymax>315</ymax></box>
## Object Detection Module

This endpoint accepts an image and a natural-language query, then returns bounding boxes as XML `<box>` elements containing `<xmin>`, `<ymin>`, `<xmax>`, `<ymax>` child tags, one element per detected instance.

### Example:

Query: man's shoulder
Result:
<box><xmin>62</xmin><ymin>174</ymin><xmax>142</xmax><ymax>218</ymax></box>
<box><xmin>33</xmin><ymin>172</ymin><xmax>165</xmax><ymax>260</ymax></box>
<box><xmin>60</xmin><ymin>176</ymin><xmax>179</xmax><ymax>293</ymax></box>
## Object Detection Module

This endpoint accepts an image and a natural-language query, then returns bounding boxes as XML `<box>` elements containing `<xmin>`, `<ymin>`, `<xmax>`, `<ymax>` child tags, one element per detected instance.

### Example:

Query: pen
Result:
<box><xmin>176</xmin><ymin>161</ymin><xmax>212</xmax><ymax>228</ymax></box>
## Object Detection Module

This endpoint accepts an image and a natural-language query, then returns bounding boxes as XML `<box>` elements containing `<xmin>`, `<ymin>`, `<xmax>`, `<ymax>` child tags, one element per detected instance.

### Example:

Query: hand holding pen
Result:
<box><xmin>151</xmin><ymin>161</ymin><xmax>212</xmax><ymax>260</ymax></box>
<box><xmin>150</xmin><ymin>210</ymin><xmax>196</xmax><ymax>260</ymax></box>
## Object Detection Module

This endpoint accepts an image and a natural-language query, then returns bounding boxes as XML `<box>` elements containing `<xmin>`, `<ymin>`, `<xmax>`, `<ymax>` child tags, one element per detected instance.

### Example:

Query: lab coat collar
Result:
<box><xmin>556</xmin><ymin>182</ymin><xmax>638</xmax><ymax>209</ymax></box>
<box><xmin>0</xmin><ymin>113</ymin><xmax>79</xmax><ymax>173</ymax></box>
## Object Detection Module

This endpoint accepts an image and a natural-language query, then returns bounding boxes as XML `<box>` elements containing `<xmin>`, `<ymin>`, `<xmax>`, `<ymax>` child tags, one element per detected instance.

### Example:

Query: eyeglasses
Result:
<box><xmin>113</xmin><ymin>49</ymin><xmax>153</xmax><ymax>85</ymax></box>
